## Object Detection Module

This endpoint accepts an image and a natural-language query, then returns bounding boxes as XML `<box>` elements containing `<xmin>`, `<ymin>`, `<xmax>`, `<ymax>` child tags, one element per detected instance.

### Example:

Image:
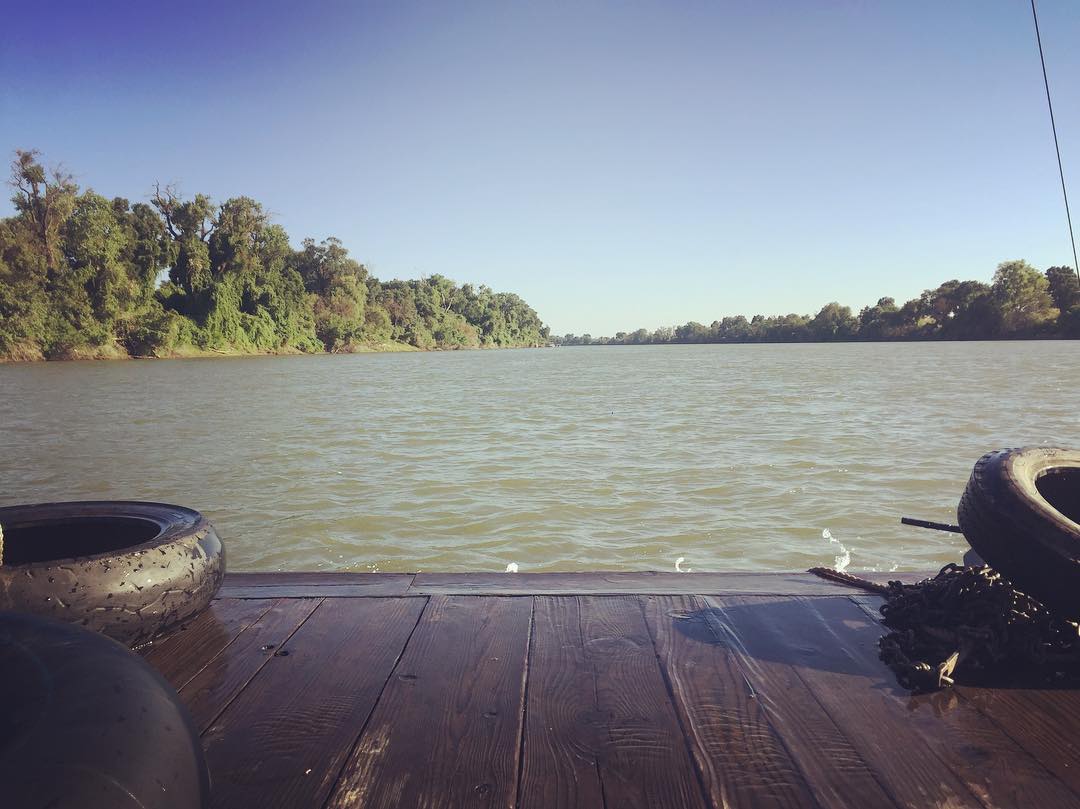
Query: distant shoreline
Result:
<box><xmin>7</xmin><ymin>335</ymin><xmax>1078</xmax><ymax>365</ymax></box>
<box><xmin>552</xmin><ymin>261</ymin><xmax>1079</xmax><ymax>347</ymax></box>
<box><xmin>555</xmin><ymin>335</ymin><xmax>1078</xmax><ymax>346</ymax></box>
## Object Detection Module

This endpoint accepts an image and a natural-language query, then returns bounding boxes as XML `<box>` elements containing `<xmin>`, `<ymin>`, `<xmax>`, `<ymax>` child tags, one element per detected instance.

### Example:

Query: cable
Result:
<box><xmin>1031</xmin><ymin>0</ymin><xmax>1080</xmax><ymax>284</ymax></box>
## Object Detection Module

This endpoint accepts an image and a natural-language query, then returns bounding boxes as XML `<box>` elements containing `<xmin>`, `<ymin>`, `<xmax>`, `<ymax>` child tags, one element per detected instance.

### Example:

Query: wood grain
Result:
<box><xmin>643</xmin><ymin>594</ymin><xmax>821</xmax><ymax>808</ymax></box>
<box><xmin>520</xmin><ymin>596</ymin><xmax>709</xmax><ymax>809</ymax></box>
<box><xmin>850</xmin><ymin>593</ymin><xmax>1080</xmax><ymax>799</ymax></box>
<box><xmin>219</xmin><ymin>572</ymin><xmax>414</xmax><ymax>598</ymax></box>
<box><xmin>211</xmin><ymin>571</ymin><xmax>930</xmax><ymax>598</ymax></box>
<box><xmin>675</xmin><ymin>595</ymin><xmax>900</xmax><ymax>809</ymax></box>
<box><xmin>178</xmin><ymin>598</ymin><xmax>321</xmax><ymax>732</ymax></box>
<box><xmin>224</xmin><ymin>572</ymin><xmax>411</xmax><ymax>584</ymax></box>
<box><xmin>325</xmin><ymin>595</ymin><xmax>533</xmax><ymax>809</ymax></box>
<box><xmin>140</xmin><ymin>598</ymin><xmax>273</xmax><ymax>689</ymax></box>
<box><xmin>516</xmin><ymin>596</ymin><xmax>606</xmax><ymax>809</ymax></box>
<box><xmin>953</xmin><ymin>687</ymin><xmax>1080</xmax><ymax>798</ymax></box>
<box><xmin>201</xmin><ymin>597</ymin><xmax>425</xmax><ymax>809</ymax></box>
<box><xmin>131</xmin><ymin>581</ymin><xmax>1080</xmax><ymax>808</ymax></box>
<box><xmin>408</xmin><ymin>571</ymin><xmax>920</xmax><ymax>596</ymax></box>
<box><xmin>718</xmin><ymin>595</ymin><xmax>1080</xmax><ymax>808</ymax></box>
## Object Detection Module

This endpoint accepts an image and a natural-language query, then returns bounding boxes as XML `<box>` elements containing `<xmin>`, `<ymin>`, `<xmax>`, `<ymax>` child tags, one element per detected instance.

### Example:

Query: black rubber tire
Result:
<box><xmin>0</xmin><ymin>501</ymin><xmax>225</xmax><ymax>646</ymax></box>
<box><xmin>957</xmin><ymin>447</ymin><xmax>1080</xmax><ymax>616</ymax></box>
<box><xmin>0</xmin><ymin>611</ymin><xmax>210</xmax><ymax>808</ymax></box>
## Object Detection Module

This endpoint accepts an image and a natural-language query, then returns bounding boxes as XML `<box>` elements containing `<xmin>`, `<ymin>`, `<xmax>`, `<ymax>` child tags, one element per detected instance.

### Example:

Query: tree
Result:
<box><xmin>152</xmin><ymin>185</ymin><xmax>214</xmax><ymax>295</ymax></box>
<box><xmin>209</xmin><ymin>196</ymin><xmax>268</xmax><ymax>279</ymax></box>
<box><xmin>810</xmin><ymin>302</ymin><xmax>857</xmax><ymax>340</ymax></box>
<box><xmin>0</xmin><ymin>219</ymin><xmax>48</xmax><ymax>358</ymax></box>
<box><xmin>717</xmin><ymin>315</ymin><xmax>751</xmax><ymax>341</ymax></box>
<box><xmin>9</xmin><ymin>149</ymin><xmax>77</xmax><ymax>278</ymax></box>
<box><xmin>858</xmin><ymin>297</ymin><xmax>899</xmax><ymax>339</ymax></box>
<box><xmin>1</xmin><ymin>149</ymin><xmax>552</xmax><ymax>360</ymax></box>
<box><xmin>674</xmin><ymin>321</ymin><xmax>708</xmax><ymax>342</ymax></box>
<box><xmin>118</xmin><ymin>201</ymin><xmax>174</xmax><ymax>305</ymax></box>
<box><xmin>651</xmin><ymin>326</ymin><xmax>674</xmax><ymax>343</ymax></box>
<box><xmin>915</xmin><ymin>280</ymin><xmax>995</xmax><ymax>338</ymax></box>
<box><xmin>1046</xmin><ymin>265</ymin><xmax>1080</xmax><ymax>314</ymax></box>
<box><xmin>48</xmin><ymin>190</ymin><xmax>137</xmax><ymax>354</ymax></box>
<box><xmin>293</xmin><ymin>237</ymin><xmax>370</xmax><ymax>350</ymax></box>
<box><xmin>992</xmin><ymin>260</ymin><xmax>1058</xmax><ymax>334</ymax></box>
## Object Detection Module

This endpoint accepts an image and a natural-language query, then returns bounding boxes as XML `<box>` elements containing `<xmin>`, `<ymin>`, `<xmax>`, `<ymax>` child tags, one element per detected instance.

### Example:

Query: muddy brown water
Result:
<box><xmin>1</xmin><ymin>342</ymin><xmax>1076</xmax><ymax>573</ymax></box>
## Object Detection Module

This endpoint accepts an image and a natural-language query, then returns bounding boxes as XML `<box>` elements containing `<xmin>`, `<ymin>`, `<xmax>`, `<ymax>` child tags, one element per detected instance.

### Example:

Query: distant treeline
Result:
<box><xmin>0</xmin><ymin>150</ymin><xmax>549</xmax><ymax>361</ymax></box>
<box><xmin>554</xmin><ymin>261</ymin><xmax>1080</xmax><ymax>346</ymax></box>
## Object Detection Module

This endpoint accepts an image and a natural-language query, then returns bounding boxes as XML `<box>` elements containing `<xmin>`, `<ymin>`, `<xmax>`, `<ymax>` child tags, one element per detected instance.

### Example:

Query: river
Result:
<box><xmin>1</xmin><ymin>342</ymin><xmax>1076</xmax><ymax>573</ymax></box>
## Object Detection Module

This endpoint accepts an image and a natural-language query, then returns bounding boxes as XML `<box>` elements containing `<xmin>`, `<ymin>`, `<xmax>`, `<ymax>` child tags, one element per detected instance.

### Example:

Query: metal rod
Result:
<box><xmin>1031</xmin><ymin>0</ymin><xmax>1080</xmax><ymax>284</ymax></box>
<box><xmin>901</xmin><ymin>517</ymin><xmax>963</xmax><ymax>534</ymax></box>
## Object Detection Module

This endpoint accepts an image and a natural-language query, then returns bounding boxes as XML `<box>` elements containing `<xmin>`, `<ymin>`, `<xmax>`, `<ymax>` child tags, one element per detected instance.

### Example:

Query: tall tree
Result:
<box><xmin>991</xmin><ymin>260</ymin><xmax>1058</xmax><ymax>334</ymax></box>
<box><xmin>810</xmin><ymin>302</ymin><xmax>857</xmax><ymax>340</ymax></box>
<box><xmin>8</xmin><ymin>149</ymin><xmax>77</xmax><ymax>279</ymax></box>
<box><xmin>294</xmin><ymin>237</ymin><xmax>370</xmax><ymax>350</ymax></box>
<box><xmin>1045</xmin><ymin>265</ymin><xmax>1080</xmax><ymax>314</ymax></box>
<box><xmin>152</xmin><ymin>185</ymin><xmax>214</xmax><ymax>295</ymax></box>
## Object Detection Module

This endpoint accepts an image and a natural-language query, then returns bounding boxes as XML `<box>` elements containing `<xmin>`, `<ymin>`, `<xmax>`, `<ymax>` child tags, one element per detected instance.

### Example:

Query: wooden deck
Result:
<box><xmin>139</xmin><ymin>572</ymin><xmax>1080</xmax><ymax>808</ymax></box>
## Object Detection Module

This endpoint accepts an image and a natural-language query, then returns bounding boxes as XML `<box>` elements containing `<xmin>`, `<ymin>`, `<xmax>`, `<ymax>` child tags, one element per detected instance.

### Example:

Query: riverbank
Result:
<box><xmin>158</xmin><ymin>339</ymin><xmax>425</xmax><ymax>360</ymax></box>
<box><xmin>0</xmin><ymin>339</ymin><xmax>488</xmax><ymax>363</ymax></box>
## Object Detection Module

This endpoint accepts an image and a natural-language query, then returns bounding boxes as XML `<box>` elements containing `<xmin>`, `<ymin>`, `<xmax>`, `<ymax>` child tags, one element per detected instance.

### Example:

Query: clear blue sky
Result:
<box><xmin>2</xmin><ymin>0</ymin><xmax>1077</xmax><ymax>335</ymax></box>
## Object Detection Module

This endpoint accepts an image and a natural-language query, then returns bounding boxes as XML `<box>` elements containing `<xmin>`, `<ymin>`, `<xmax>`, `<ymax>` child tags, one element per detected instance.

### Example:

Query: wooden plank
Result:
<box><xmin>953</xmin><ymin>688</ymin><xmax>1080</xmax><ymax>797</ymax></box>
<box><xmin>210</xmin><ymin>571</ymin><xmax>931</xmax><ymax>597</ymax></box>
<box><xmin>717</xmin><ymin>595</ymin><xmax>1080</xmax><ymax>808</ymax></box>
<box><xmin>201</xmin><ymin>597</ymin><xmax>426</xmax><ymax>809</ymax></box>
<box><xmin>847</xmin><ymin>593</ymin><xmax>886</xmax><ymax>618</ymax></box>
<box><xmin>515</xmin><ymin>596</ymin><xmax>605</xmax><ymax>809</ymax></box>
<box><xmin>224</xmin><ymin>572</ymin><xmax>411</xmax><ymax>584</ymax></box>
<box><xmin>218</xmin><ymin>584</ymin><xmax>423</xmax><ymax>598</ymax></box>
<box><xmin>850</xmin><ymin>594</ymin><xmax>1080</xmax><ymax>798</ymax></box>
<box><xmin>408</xmin><ymin>571</ymin><xmax>920</xmax><ymax>596</ymax></box>
<box><xmin>325</xmin><ymin>596</ymin><xmax>532</xmax><ymax>809</ymax></box>
<box><xmin>218</xmin><ymin>572</ymin><xmax>413</xmax><ymax>598</ymax></box>
<box><xmin>519</xmin><ymin>596</ymin><xmax>709</xmax><ymax>809</ymax></box>
<box><xmin>661</xmin><ymin>595</ymin><xmax>898</xmax><ymax>809</ymax></box>
<box><xmin>178</xmin><ymin>598</ymin><xmax>321</xmax><ymax>732</ymax></box>
<box><xmin>642</xmin><ymin>595</ymin><xmax>821</xmax><ymax>809</ymax></box>
<box><xmin>140</xmin><ymin>598</ymin><xmax>274</xmax><ymax>690</ymax></box>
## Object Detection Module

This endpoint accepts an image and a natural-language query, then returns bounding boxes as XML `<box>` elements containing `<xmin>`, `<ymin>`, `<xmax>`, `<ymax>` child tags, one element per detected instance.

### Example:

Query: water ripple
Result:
<box><xmin>1</xmin><ymin>343</ymin><xmax>1077</xmax><ymax>572</ymax></box>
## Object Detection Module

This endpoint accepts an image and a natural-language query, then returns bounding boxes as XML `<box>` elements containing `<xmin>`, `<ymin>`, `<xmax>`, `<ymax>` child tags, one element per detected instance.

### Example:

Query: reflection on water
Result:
<box><xmin>1</xmin><ymin>342</ymin><xmax>1076</xmax><ymax>572</ymax></box>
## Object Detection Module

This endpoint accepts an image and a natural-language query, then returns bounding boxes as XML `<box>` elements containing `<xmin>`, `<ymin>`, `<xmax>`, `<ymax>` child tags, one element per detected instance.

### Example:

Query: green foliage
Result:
<box><xmin>0</xmin><ymin>219</ymin><xmax>48</xmax><ymax>357</ymax></box>
<box><xmin>118</xmin><ymin>301</ymin><xmax>181</xmax><ymax>357</ymax></box>
<box><xmin>858</xmin><ymin>297</ymin><xmax>899</xmax><ymax>339</ymax></box>
<box><xmin>555</xmin><ymin>263</ymin><xmax>1079</xmax><ymax>346</ymax></box>
<box><xmin>293</xmin><ymin>237</ymin><xmax>369</xmax><ymax>350</ymax></box>
<box><xmin>1</xmin><ymin>150</ymin><xmax>549</xmax><ymax>361</ymax></box>
<box><xmin>991</xmin><ymin>260</ymin><xmax>1058</xmax><ymax>334</ymax></box>
<box><xmin>8</xmin><ymin>149</ymin><xmax>1075</xmax><ymax>361</ymax></box>
<box><xmin>1046</xmin><ymin>266</ymin><xmax>1080</xmax><ymax>314</ymax></box>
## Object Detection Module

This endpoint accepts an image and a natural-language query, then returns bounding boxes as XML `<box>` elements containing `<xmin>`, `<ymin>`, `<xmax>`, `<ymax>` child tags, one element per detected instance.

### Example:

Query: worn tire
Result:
<box><xmin>0</xmin><ymin>611</ymin><xmax>210</xmax><ymax>808</ymax></box>
<box><xmin>957</xmin><ymin>447</ymin><xmax>1080</xmax><ymax>616</ymax></box>
<box><xmin>0</xmin><ymin>501</ymin><xmax>225</xmax><ymax>646</ymax></box>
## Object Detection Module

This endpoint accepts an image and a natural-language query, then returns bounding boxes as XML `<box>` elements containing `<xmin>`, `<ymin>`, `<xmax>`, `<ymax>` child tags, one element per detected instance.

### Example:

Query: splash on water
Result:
<box><xmin>822</xmin><ymin>528</ymin><xmax>851</xmax><ymax>573</ymax></box>
<box><xmin>675</xmin><ymin>556</ymin><xmax>692</xmax><ymax>573</ymax></box>
<box><xmin>505</xmin><ymin>562</ymin><xmax>519</xmax><ymax>573</ymax></box>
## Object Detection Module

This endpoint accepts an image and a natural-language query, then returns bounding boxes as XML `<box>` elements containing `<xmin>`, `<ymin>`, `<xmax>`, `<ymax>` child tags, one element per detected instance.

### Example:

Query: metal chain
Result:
<box><xmin>876</xmin><ymin>564</ymin><xmax>1080</xmax><ymax>692</ymax></box>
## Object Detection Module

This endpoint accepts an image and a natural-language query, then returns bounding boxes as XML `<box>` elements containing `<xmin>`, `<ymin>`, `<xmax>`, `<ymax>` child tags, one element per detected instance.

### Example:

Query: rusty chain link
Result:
<box><xmin>876</xmin><ymin>564</ymin><xmax>1080</xmax><ymax>692</ymax></box>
